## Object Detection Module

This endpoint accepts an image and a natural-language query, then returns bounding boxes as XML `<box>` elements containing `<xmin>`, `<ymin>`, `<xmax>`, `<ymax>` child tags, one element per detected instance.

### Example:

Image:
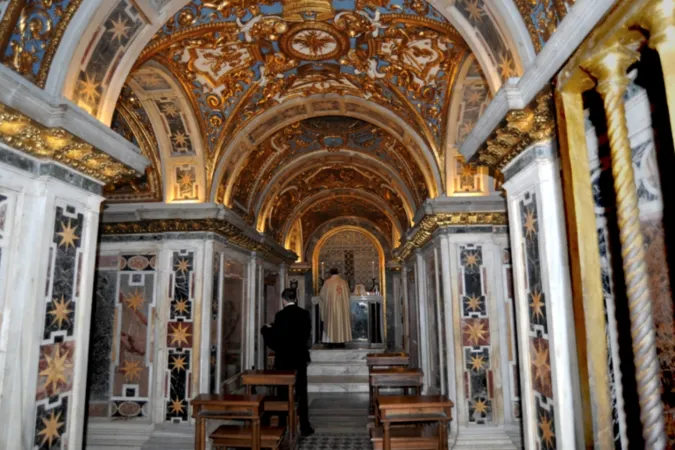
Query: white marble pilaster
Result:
<box><xmin>503</xmin><ymin>142</ymin><xmax>582</xmax><ymax>449</ymax></box>
<box><xmin>414</xmin><ymin>250</ymin><xmax>432</xmax><ymax>392</ymax></box>
<box><xmin>400</xmin><ymin>266</ymin><xmax>410</xmax><ymax>354</ymax></box>
<box><xmin>0</xmin><ymin>157</ymin><xmax>103</xmax><ymax>450</ymax></box>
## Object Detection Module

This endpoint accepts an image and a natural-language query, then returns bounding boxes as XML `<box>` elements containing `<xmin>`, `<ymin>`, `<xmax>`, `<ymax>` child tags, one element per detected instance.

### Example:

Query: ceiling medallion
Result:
<box><xmin>280</xmin><ymin>22</ymin><xmax>349</xmax><ymax>61</ymax></box>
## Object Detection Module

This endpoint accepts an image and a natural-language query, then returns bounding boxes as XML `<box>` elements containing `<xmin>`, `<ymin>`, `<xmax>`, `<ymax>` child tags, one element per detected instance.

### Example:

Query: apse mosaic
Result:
<box><xmin>136</xmin><ymin>0</ymin><xmax>474</xmax><ymax>159</ymax></box>
<box><xmin>519</xmin><ymin>192</ymin><xmax>556</xmax><ymax>449</ymax></box>
<box><xmin>166</xmin><ymin>250</ymin><xmax>195</xmax><ymax>423</ymax></box>
<box><xmin>458</xmin><ymin>244</ymin><xmax>493</xmax><ymax>424</ymax></box>
<box><xmin>34</xmin><ymin>204</ymin><xmax>84</xmax><ymax>450</ymax></box>
<box><xmin>0</xmin><ymin>0</ymin><xmax>82</xmax><ymax>87</ymax></box>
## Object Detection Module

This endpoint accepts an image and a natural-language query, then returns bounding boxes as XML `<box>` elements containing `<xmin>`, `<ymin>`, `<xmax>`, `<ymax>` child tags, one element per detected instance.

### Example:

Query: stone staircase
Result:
<box><xmin>307</xmin><ymin>346</ymin><xmax>382</xmax><ymax>393</ymax></box>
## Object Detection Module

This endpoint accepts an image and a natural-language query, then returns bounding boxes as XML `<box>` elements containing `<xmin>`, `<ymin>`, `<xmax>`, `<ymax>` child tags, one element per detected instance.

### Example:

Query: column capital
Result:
<box><xmin>581</xmin><ymin>43</ymin><xmax>640</xmax><ymax>97</ymax></box>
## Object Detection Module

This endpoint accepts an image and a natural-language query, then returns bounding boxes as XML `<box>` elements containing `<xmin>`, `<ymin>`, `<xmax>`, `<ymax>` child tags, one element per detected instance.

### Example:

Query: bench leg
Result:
<box><xmin>252</xmin><ymin>418</ymin><xmax>261</xmax><ymax>450</ymax></box>
<box><xmin>440</xmin><ymin>422</ymin><xmax>448</xmax><ymax>450</ymax></box>
<box><xmin>383</xmin><ymin>422</ymin><xmax>391</xmax><ymax>450</ymax></box>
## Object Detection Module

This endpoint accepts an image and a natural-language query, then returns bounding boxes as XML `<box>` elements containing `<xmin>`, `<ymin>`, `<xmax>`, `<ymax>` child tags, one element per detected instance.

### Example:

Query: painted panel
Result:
<box><xmin>165</xmin><ymin>250</ymin><xmax>195</xmax><ymax>422</ymax></box>
<box><xmin>459</xmin><ymin>244</ymin><xmax>493</xmax><ymax>424</ymax></box>
<box><xmin>520</xmin><ymin>192</ymin><xmax>556</xmax><ymax>449</ymax></box>
<box><xmin>33</xmin><ymin>204</ymin><xmax>84</xmax><ymax>450</ymax></box>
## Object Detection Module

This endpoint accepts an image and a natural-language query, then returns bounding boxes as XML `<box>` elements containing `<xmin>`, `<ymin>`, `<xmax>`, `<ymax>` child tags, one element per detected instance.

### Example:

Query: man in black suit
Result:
<box><xmin>261</xmin><ymin>288</ymin><xmax>314</xmax><ymax>436</ymax></box>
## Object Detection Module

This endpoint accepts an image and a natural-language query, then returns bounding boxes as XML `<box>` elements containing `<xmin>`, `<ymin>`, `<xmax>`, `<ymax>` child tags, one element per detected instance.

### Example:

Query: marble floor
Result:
<box><xmin>295</xmin><ymin>394</ymin><xmax>371</xmax><ymax>450</ymax></box>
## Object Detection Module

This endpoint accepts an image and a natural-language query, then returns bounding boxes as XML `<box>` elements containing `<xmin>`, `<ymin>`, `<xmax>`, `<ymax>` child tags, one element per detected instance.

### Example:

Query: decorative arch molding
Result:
<box><xmin>127</xmin><ymin>61</ymin><xmax>207</xmax><ymax>202</ymax></box>
<box><xmin>310</xmin><ymin>225</ymin><xmax>387</xmax><ymax>298</ymax></box>
<box><xmin>215</xmin><ymin>94</ymin><xmax>443</xmax><ymax>205</ymax></box>
<box><xmin>278</xmin><ymin>189</ymin><xmax>405</xmax><ymax>246</ymax></box>
<box><xmin>254</xmin><ymin>151</ymin><xmax>417</xmax><ymax>224</ymax></box>
<box><xmin>304</xmin><ymin>217</ymin><xmax>393</xmax><ymax>264</ymax></box>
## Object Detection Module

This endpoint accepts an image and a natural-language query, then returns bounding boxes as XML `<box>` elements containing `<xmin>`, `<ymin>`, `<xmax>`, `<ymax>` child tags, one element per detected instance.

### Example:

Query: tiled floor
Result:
<box><xmin>296</xmin><ymin>394</ymin><xmax>371</xmax><ymax>450</ymax></box>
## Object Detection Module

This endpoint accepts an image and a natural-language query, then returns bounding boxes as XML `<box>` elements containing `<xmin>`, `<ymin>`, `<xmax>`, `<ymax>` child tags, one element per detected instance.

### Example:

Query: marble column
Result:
<box><xmin>414</xmin><ymin>249</ymin><xmax>432</xmax><ymax>392</ymax></box>
<box><xmin>400</xmin><ymin>265</ymin><xmax>410</xmax><ymax>354</ymax></box>
<box><xmin>502</xmin><ymin>142</ymin><xmax>583</xmax><ymax>450</ymax></box>
<box><xmin>0</xmin><ymin>151</ymin><xmax>103</xmax><ymax>450</ymax></box>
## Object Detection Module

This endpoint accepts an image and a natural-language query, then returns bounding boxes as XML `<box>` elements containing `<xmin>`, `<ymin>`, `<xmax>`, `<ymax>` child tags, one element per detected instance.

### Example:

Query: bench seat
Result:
<box><xmin>210</xmin><ymin>425</ymin><xmax>284</xmax><ymax>449</ymax></box>
<box><xmin>371</xmin><ymin>425</ymin><xmax>440</xmax><ymax>450</ymax></box>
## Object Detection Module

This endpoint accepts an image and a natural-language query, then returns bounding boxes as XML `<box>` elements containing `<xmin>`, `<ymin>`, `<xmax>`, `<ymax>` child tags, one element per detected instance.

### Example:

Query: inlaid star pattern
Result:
<box><xmin>174</xmin><ymin>298</ymin><xmax>190</xmax><ymax>315</ymax></box>
<box><xmin>463</xmin><ymin>251</ymin><xmax>480</xmax><ymax>268</ymax></box>
<box><xmin>175</xmin><ymin>258</ymin><xmax>191</xmax><ymax>274</ymax></box>
<box><xmin>123</xmin><ymin>289</ymin><xmax>145</xmax><ymax>312</ymax></box>
<box><xmin>120</xmin><ymin>359</ymin><xmax>143</xmax><ymax>382</ymax></box>
<box><xmin>464</xmin><ymin>0</ymin><xmax>484</xmax><ymax>22</ymax></box>
<box><xmin>171</xmin><ymin>355</ymin><xmax>187</xmax><ymax>372</ymax></box>
<box><xmin>539</xmin><ymin>414</ymin><xmax>555</xmax><ymax>449</ymax></box>
<box><xmin>459</xmin><ymin>120</ymin><xmax>475</xmax><ymax>139</ymax></box>
<box><xmin>465</xmin><ymin>294</ymin><xmax>482</xmax><ymax>312</ymax></box>
<box><xmin>467</xmin><ymin>88</ymin><xmax>483</xmax><ymax>105</ymax></box>
<box><xmin>524</xmin><ymin>207</ymin><xmax>538</xmax><ymax>239</ymax></box>
<box><xmin>464</xmin><ymin>320</ymin><xmax>488</xmax><ymax>346</ymax></box>
<box><xmin>138</xmin><ymin>74</ymin><xmax>165</xmax><ymax>89</ymax></box>
<box><xmin>472</xmin><ymin>398</ymin><xmax>488</xmax><ymax>415</ymax></box>
<box><xmin>169</xmin><ymin>323</ymin><xmax>192</xmax><ymax>346</ymax></box>
<box><xmin>162</xmin><ymin>103</ymin><xmax>180</xmax><ymax>118</ymax></box>
<box><xmin>294</xmin><ymin>30</ymin><xmax>334</xmax><ymax>57</ymax></box>
<box><xmin>48</xmin><ymin>295</ymin><xmax>72</xmax><ymax>329</ymax></box>
<box><xmin>170</xmin><ymin>398</ymin><xmax>185</xmax><ymax>414</ymax></box>
<box><xmin>530</xmin><ymin>289</ymin><xmax>545</xmax><ymax>321</ymax></box>
<box><xmin>37</xmin><ymin>410</ymin><xmax>63</xmax><ymax>448</ymax></box>
<box><xmin>56</xmin><ymin>220</ymin><xmax>79</xmax><ymax>249</ymax></box>
<box><xmin>40</xmin><ymin>344</ymin><xmax>72</xmax><ymax>395</ymax></box>
<box><xmin>531</xmin><ymin>341</ymin><xmax>551</xmax><ymax>387</ymax></box>
<box><xmin>108</xmin><ymin>16</ymin><xmax>130</xmax><ymax>43</ymax></box>
<box><xmin>470</xmin><ymin>355</ymin><xmax>485</xmax><ymax>372</ymax></box>
<box><xmin>78</xmin><ymin>73</ymin><xmax>101</xmax><ymax>104</ymax></box>
<box><xmin>498</xmin><ymin>52</ymin><xmax>516</xmax><ymax>79</ymax></box>
<box><xmin>173</xmin><ymin>132</ymin><xmax>189</xmax><ymax>147</ymax></box>
<box><xmin>178</xmin><ymin>173</ymin><xmax>193</xmax><ymax>188</ymax></box>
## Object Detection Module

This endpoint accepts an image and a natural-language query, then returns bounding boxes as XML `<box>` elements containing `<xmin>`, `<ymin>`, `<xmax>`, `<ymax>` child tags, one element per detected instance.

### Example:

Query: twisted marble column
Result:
<box><xmin>584</xmin><ymin>45</ymin><xmax>666</xmax><ymax>449</ymax></box>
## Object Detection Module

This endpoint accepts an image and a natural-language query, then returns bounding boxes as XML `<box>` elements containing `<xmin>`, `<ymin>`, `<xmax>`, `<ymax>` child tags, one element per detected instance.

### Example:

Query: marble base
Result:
<box><xmin>452</xmin><ymin>426</ymin><xmax>519</xmax><ymax>450</ymax></box>
<box><xmin>307</xmin><ymin>348</ymin><xmax>380</xmax><ymax>392</ymax></box>
<box><xmin>308</xmin><ymin>375</ymin><xmax>370</xmax><ymax>393</ymax></box>
<box><xmin>308</xmin><ymin>361</ymin><xmax>369</xmax><ymax>376</ymax></box>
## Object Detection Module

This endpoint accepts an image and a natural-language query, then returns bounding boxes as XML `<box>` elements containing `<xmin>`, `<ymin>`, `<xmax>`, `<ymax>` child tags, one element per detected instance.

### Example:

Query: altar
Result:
<box><xmin>311</xmin><ymin>295</ymin><xmax>384</xmax><ymax>344</ymax></box>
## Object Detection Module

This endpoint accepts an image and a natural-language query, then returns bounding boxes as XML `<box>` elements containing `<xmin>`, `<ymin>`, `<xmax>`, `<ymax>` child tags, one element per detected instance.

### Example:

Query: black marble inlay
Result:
<box><xmin>87</xmin><ymin>270</ymin><xmax>117</xmax><ymax>400</ymax></box>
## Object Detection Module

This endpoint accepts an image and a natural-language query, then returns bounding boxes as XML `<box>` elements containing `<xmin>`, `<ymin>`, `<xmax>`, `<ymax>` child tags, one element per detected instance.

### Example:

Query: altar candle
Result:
<box><xmin>321</xmin><ymin>261</ymin><xmax>325</xmax><ymax>278</ymax></box>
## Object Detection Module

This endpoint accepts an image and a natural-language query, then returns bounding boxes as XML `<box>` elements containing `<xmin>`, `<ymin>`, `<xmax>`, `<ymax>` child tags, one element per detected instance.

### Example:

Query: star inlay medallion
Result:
<box><xmin>120</xmin><ymin>359</ymin><xmax>143</xmax><ymax>382</ymax></box>
<box><xmin>78</xmin><ymin>73</ymin><xmax>101</xmax><ymax>104</ymax></box>
<box><xmin>470</xmin><ymin>355</ymin><xmax>485</xmax><ymax>372</ymax></box>
<box><xmin>466</xmin><ymin>294</ymin><xmax>482</xmax><ymax>312</ymax></box>
<box><xmin>123</xmin><ymin>289</ymin><xmax>145</xmax><ymax>312</ymax></box>
<box><xmin>56</xmin><ymin>220</ymin><xmax>79</xmax><ymax>249</ymax></box>
<box><xmin>464</xmin><ymin>0</ymin><xmax>484</xmax><ymax>22</ymax></box>
<box><xmin>472</xmin><ymin>398</ymin><xmax>488</xmax><ymax>415</ymax></box>
<box><xmin>498</xmin><ymin>52</ymin><xmax>516</xmax><ymax>79</ymax></box>
<box><xmin>467</xmin><ymin>88</ymin><xmax>483</xmax><ymax>105</ymax></box>
<box><xmin>172</xmin><ymin>355</ymin><xmax>187</xmax><ymax>372</ymax></box>
<box><xmin>539</xmin><ymin>415</ymin><xmax>555</xmax><ymax>449</ymax></box>
<box><xmin>48</xmin><ymin>295</ymin><xmax>72</xmax><ymax>329</ymax></box>
<box><xmin>175</xmin><ymin>258</ymin><xmax>191</xmax><ymax>274</ymax></box>
<box><xmin>108</xmin><ymin>16</ymin><xmax>130</xmax><ymax>43</ymax></box>
<box><xmin>174</xmin><ymin>299</ymin><xmax>190</xmax><ymax>315</ymax></box>
<box><xmin>294</xmin><ymin>29</ymin><xmax>335</xmax><ymax>57</ymax></box>
<box><xmin>173</xmin><ymin>132</ymin><xmax>189</xmax><ymax>147</ymax></box>
<box><xmin>169</xmin><ymin>323</ymin><xmax>192</xmax><ymax>346</ymax></box>
<box><xmin>170</xmin><ymin>398</ymin><xmax>185</xmax><ymax>414</ymax></box>
<box><xmin>530</xmin><ymin>289</ymin><xmax>545</xmax><ymax>321</ymax></box>
<box><xmin>162</xmin><ymin>103</ymin><xmax>180</xmax><ymax>118</ymax></box>
<box><xmin>531</xmin><ymin>341</ymin><xmax>551</xmax><ymax>387</ymax></box>
<box><xmin>463</xmin><ymin>251</ymin><xmax>480</xmax><ymax>268</ymax></box>
<box><xmin>38</xmin><ymin>410</ymin><xmax>64</xmax><ymax>448</ymax></box>
<box><xmin>524</xmin><ymin>207</ymin><xmax>538</xmax><ymax>239</ymax></box>
<box><xmin>40</xmin><ymin>344</ymin><xmax>72</xmax><ymax>395</ymax></box>
<box><xmin>464</xmin><ymin>320</ymin><xmax>488</xmax><ymax>346</ymax></box>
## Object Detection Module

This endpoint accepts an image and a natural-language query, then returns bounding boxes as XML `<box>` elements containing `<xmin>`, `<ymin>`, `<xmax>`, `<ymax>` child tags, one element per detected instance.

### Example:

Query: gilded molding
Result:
<box><xmin>473</xmin><ymin>89</ymin><xmax>555</xmax><ymax>170</ymax></box>
<box><xmin>102</xmin><ymin>218</ymin><xmax>297</xmax><ymax>263</ymax></box>
<box><xmin>394</xmin><ymin>211</ymin><xmax>507</xmax><ymax>261</ymax></box>
<box><xmin>0</xmin><ymin>103</ymin><xmax>138</xmax><ymax>183</ymax></box>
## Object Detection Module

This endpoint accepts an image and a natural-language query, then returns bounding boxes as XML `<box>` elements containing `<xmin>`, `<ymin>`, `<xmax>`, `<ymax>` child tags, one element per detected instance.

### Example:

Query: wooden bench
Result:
<box><xmin>242</xmin><ymin>370</ymin><xmax>296</xmax><ymax>439</ymax></box>
<box><xmin>191</xmin><ymin>394</ymin><xmax>265</xmax><ymax>450</ymax></box>
<box><xmin>376</xmin><ymin>395</ymin><xmax>454</xmax><ymax>450</ymax></box>
<box><xmin>210</xmin><ymin>425</ymin><xmax>284</xmax><ymax>450</ymax></box>
<box><xmin>367</xmin><ymin>352</ymin><xmax>410</xmax><ymax>371</ymax></box>
<box><xmin>369</xmin><ymin>367</ymin><xmax>423</xmax><ymax>416</ymax></box>
<box><xmin>371</xmin><ymin>425</ymin><xmax>440</xmax><ymax>450</ymax></box>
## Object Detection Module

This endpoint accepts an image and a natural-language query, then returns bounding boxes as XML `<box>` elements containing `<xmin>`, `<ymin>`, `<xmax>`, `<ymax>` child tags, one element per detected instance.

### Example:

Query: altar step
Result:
<box><xmin>452</xmin><ymin>427</ymin><xmax>520</xmax><ymax>450</ymax></box>
<box><xmin>308</xmin><ymin>346</ymin><xmax>382</xmax><ymax>392</ymax></box>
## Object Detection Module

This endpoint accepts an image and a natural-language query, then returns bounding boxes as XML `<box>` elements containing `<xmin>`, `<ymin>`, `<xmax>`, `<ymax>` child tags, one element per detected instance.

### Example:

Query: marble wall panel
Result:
<box><xmin>34</xmin><ymin>204</ymin><xmax>84</xmax><ymax>450</ymax></box>
<box><xmin>165</xmin><ymin>250</ymin><xmax>195</xmax><ymax>422</ymax></box>
<box><xmin>424</xmin><ymin>249</ymin><xmax>441</xmax><ymax>392</ymax></box>
<box><xmin>221</xmin><ymin>259</ymin><xmax>244</xmax><ymax>386</ymax></box>
<box><xmin>519</xmin><ymin>192</ymin><xmax>556</xmax><ymax>449</ymax></box>
<box><xmin>501</xmin><ymin>248</ymin><xmax>521</xmax><ymax>421</ymax></box>
<box><xmin>210</xmin><ymin>252</ymin><xmax>221</xmax><ymax>393</ymax></box>
<box><xmin>406</xmin><ymin>267</ymin><xmax>419</xmax><ymax>368</ymax></box>
<box><xmin>458</xmin><ymin>244</ymin><xmax>493</xmax><ymax>424</ymax></box>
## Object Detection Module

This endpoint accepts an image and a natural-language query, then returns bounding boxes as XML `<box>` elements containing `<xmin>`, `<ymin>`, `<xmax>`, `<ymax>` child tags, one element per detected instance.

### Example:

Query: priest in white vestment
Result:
<box><xmin>319</xmin><ymin>268</ymin><xmax>352</xmax><ymax>344</ymax></box>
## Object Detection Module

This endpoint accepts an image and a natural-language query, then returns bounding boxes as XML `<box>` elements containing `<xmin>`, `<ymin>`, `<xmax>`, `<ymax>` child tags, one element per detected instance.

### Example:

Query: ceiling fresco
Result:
<box><xmin>133</xmin><ymin>0</ymin><xmax>472</xmax><ymax>169</ymax></box>
<box><xmin>228</xmin><ymin>116</ymin><xmax>430</xmax><ymax>217</ymax></box>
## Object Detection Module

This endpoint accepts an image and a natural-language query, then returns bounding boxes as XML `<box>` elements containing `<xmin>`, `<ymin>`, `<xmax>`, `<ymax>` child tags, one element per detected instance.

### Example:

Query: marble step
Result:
<box><xmin>308</xmin><ymin>375</ymin><xmax>370</xmax><ymax>392</ymax></box>
<box><xmin>308</xmin><ymin>361</ymin><xmax>369</xmax><ymax>376</ymax></box>
<box><xmin>452</xmin><ymin>427</ymin><xmax>519</xmax><ymax>450</ymax></box>
<box><xmin>310</xmin><ymin>348</ymin><xmax>378</xmax><ymax>362</ymax></box>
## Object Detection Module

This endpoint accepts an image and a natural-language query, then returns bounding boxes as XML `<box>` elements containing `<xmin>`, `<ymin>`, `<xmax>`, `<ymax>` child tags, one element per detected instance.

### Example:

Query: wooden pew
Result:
<box><xmin>191</xmin><ymin>394</ymin><xmax>265</xmax><ymax>450</ymax></box>
<box><xmin>375</xmin><ymin>395</ymin><xmax>454</xmax><ymax>450</ymax></box>
<box><xmin>367</xmin><ymin>352</ymin><xmax>410</xmax><ymax>371</ymax></box>
<box><xmin>242</xmin><ymin>370</ymin><xmax>297</xmax><ymax>440</ymax></box>
<box><xmin>210</xmin><ymin>425</ymin><xmax>284</xmax><ymax>450</ymax></box>
<box><xmin>369</xmin><ymin>367</ymin><xmax>423</xmax><ymax>416</ymax></box>
<box><xmin>371</xmin><ymin>425</ymin><xmax>440</xmax><ymax>450</ymax></box>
